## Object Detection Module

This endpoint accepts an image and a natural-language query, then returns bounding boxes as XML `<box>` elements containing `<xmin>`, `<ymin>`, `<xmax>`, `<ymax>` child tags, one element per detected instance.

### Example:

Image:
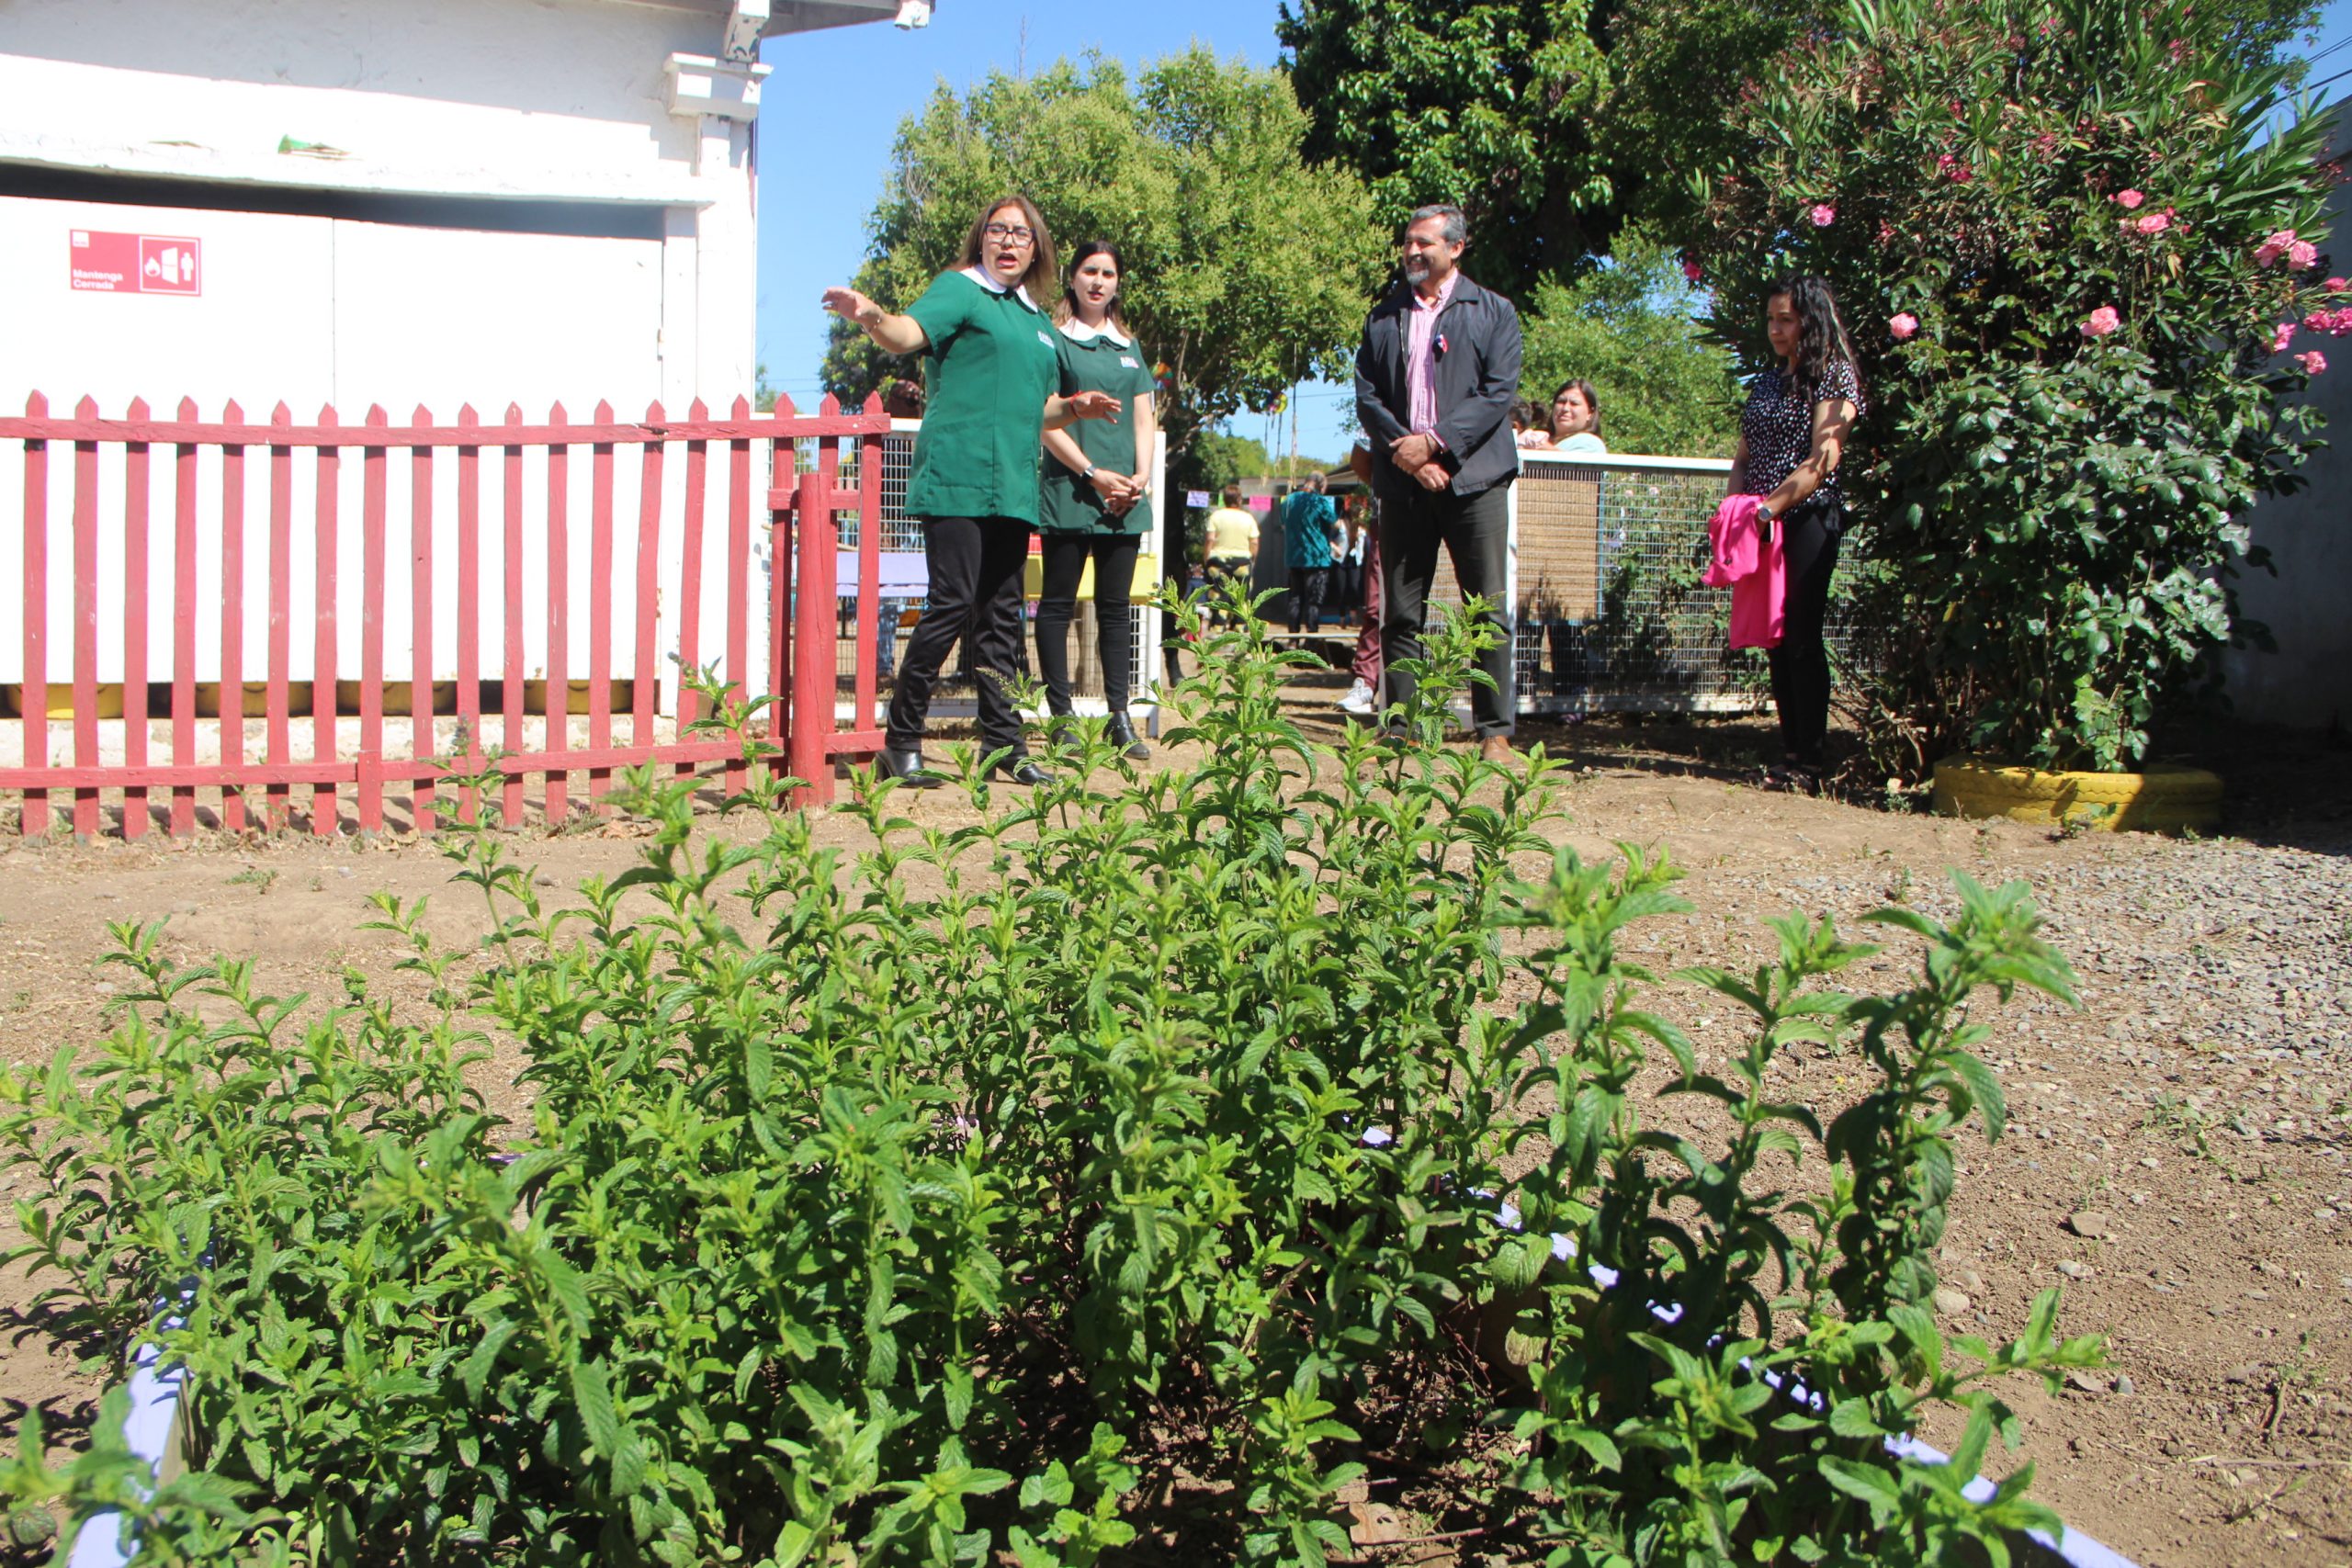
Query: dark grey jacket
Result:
<box><xmin>1353</xmin><ymin>274</ymin><xmax>1522</xmax><ymax>504</ymax></box>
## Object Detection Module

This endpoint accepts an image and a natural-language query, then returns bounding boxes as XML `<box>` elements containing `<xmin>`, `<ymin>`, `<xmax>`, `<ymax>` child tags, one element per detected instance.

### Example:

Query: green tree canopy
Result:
<box><xmin>1277</xmin><ymin>0</ymin><xmax>2321</xmax><ymax>293</ymax></box>
<box><xmin>820</xmin><ymin>50</ymin><xmax>1388</xmax><ymax>479</ymax></box>
<box><xmin>1517</xmin><ymin>225</ymin><xmax>1739</xmax><ymax>457</ymax></box>
<box><xmin>1273</xmin><ymin>0</ymin><xmax>1611</xmax><ymax>304</ymax></box>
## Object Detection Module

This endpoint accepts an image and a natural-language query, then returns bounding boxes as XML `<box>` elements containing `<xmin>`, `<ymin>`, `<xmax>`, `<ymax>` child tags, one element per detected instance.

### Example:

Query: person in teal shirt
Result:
<box><xmin>1038</xmin><ymin>241</ymin><xmax>1159</xmax><ymax>759</ymax></box>
<box><xmin>823</xmin><ymin>197</ymin><xmax>1120</xmax><ymax>788</ymax></box>
<box><xmin>1279</xmin><ymin>473</ymin><xmax>1340</xmax><ymax>633</ymax></box>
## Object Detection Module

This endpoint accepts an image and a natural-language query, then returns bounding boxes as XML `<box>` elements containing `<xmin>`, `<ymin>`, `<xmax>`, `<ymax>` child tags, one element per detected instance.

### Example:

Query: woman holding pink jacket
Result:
<box><xmin>1726</xmin><ymin>274</ymin><xmax>1863</xmax><ymax>792</ymax></box>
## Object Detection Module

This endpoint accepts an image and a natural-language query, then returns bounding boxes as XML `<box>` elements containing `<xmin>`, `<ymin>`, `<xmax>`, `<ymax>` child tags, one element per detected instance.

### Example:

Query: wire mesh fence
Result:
<box><xmin>835</xmin><ymin>424</ymin><xmax>1168</xmax><ymax>719</ymax></box>
<box><xmin>1508</xmin><ymin>451</ymin><xmax>1770</xmax><ymax>715</ymax></box>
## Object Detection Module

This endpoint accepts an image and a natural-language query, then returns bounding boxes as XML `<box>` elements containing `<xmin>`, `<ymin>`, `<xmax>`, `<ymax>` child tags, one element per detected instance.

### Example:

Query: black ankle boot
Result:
<box><xmin>874</xmin><ymin>748</ymin><xmax>944</xmax><ymax>789</ymax></box>
<box><xmin>994</xmin><ymin>757</ymin><xmax>1052</xmax><ymax>787</ymax></box>
<box><xmin>1105</xmin><ymin>712</ymin><xmax>1150</xmax><ymax>761</ymax></box>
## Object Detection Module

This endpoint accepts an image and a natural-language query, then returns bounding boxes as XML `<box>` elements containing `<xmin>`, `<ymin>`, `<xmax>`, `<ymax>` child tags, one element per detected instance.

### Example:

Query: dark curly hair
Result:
<box><xmin>1764</xmin><ymin>272</ymin><xmax>1862</xmax><ymax>400</ymax></box>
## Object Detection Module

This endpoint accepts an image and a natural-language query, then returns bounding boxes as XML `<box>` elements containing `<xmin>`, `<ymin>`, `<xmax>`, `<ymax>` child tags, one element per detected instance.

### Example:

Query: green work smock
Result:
<box><xmin>1038</xmin><ymin>321</ymin><xmax>1157</xmax><ymax>536</ymax></box>
<box><xmin>902</xmin><ymin>268</ymin><xmax>1062</xmax><ymax>525</ymax></box>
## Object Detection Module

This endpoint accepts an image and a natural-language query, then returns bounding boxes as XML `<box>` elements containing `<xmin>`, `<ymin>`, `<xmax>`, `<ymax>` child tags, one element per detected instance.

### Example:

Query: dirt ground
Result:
<box><xmin>0</xmin><ymin>686</ymin><xmax>2346</xmax><ymax>1568</ymax></box>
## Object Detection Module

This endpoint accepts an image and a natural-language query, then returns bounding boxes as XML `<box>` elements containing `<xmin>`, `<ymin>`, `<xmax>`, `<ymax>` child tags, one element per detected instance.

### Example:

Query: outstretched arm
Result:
<box><xmin>822</xmin><ymin>287</ymin><xmax>928</xmax><ymax>356</ymax></box>
<box><xmin>1044</xmin><ymin>390</ymin><xmax>1122</xmax><ymax>431</ymax></box>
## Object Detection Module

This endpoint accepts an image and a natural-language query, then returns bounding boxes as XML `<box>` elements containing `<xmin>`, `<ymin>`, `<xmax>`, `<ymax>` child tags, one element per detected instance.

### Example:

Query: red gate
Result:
<box><xmin>1</xmin><ymin>392</ymin><xmax>887</xmax><ymax>839</ymax></box>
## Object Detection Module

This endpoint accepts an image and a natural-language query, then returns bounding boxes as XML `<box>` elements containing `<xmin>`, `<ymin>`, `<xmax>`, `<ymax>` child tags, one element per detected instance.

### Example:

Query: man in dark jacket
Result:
<box><xmin>1354</xmin><ymin>204</ymin><xmax>1522</xmax><ymax>759</ymax></box>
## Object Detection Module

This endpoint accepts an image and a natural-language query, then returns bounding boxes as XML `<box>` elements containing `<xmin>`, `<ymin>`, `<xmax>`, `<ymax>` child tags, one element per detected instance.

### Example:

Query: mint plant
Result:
<box><xmin>3</xmin><ymin>587</ymin><xmax>2102</xmax><ymax>1565</ymax></box>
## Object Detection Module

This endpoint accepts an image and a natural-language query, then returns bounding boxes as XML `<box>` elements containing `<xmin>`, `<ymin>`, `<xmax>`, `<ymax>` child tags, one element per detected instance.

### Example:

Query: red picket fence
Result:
<box><xmin>0</xmin><ymin>392</ymin><xmax>888</xmax><ymax>839</ymax></box>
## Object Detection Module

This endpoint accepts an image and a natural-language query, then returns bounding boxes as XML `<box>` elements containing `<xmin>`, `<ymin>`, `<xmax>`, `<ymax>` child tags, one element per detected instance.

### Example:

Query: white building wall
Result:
<box><xmin>0</xmin><ymin>0</ymin><xmax>797</xmax><ymax>693</ymax></box>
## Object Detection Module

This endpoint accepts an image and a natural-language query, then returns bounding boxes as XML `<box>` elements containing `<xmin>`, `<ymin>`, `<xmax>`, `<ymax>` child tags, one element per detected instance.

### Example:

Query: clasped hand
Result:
<box><xmin>1389</xmin><ymin>434</ymin><xmax>1449</xmax><ymax>491</ymax></box>
<box><xmin>1090</xmin><ymin>470</ymin><xmax>1143</xmax><ymax>513</ymax></box>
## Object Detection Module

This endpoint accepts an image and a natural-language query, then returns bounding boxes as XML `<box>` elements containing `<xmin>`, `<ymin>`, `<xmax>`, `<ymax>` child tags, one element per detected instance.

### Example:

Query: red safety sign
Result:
<box><xmin>69</xmin><ymin>231</ymin><xmax>202</xmax><ymax>296</ymax></box>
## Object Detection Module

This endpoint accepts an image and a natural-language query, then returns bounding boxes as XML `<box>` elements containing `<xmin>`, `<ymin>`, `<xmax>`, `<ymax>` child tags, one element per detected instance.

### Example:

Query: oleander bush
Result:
<box><xmin>1693</xmin><ymin>0</ymin><xmax>2340</xmax><ymax>776</ymax></box>
<box><xmin>2</xmin><ymin>594</ymin><xmax>2102</xmax><ymax>1566</ymax></box>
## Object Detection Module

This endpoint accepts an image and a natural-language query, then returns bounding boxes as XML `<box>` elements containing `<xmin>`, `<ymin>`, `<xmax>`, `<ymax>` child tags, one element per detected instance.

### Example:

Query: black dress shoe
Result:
<box><xmin>994</xmin><ymin>758</ymin><xmax>1053</xmax><ymax>787</ymax></box>
<box><xmin>874</xmin><ymin>748</ymin><xmax>944</xmax><ymax>789</ymax></box>
<box><xmin>1104</xmin><ymin>712</ymin><xmax>1151</xmax><ymax>761</ymax></box>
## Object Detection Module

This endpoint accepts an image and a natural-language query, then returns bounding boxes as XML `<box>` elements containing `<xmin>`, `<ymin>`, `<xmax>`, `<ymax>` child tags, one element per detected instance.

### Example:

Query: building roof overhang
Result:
<box><xmin>596</xmin><ymin>0</ymin><xmax>918</xmax><ymax>47</ymax></box>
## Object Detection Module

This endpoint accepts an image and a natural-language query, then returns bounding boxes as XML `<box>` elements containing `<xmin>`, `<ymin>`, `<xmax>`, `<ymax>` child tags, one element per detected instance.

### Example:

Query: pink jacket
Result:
<box><xmin>1702</xmin><ymin>493</ymin><xmax>1784</xmax><ymax>650</ymax></box>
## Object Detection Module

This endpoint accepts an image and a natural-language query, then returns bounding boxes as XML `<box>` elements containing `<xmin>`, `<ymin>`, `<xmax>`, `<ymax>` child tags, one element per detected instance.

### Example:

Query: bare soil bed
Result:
<box><xmin>0</xmin><ymin>694</ymin><xmax>2346</xmax><ymax>1568</ymax></box>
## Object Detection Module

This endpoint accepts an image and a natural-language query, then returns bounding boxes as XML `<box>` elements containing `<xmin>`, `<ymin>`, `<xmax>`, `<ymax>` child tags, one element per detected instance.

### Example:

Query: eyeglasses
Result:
<box><xmin>983</xmin><ymin>222</ymin><xmax>1035</xmax><ymax>244</ymax></box>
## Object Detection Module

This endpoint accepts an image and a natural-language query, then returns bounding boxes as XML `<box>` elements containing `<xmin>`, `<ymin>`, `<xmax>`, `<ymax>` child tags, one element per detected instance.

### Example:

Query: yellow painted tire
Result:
<box><xmin>1929</xmin><ymin>756</ymin><xmax>2222</xmax><ymax>833</ymax></box>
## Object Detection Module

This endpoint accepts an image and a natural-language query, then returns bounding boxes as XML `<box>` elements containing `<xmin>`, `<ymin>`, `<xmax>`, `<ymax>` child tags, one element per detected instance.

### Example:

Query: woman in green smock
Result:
<box><xmin>1038</xmin><ymin>240</ymin><xmax>1159</xmax><ymax>760</ymax></box>
<box><xmin>822</xmin><ymin>196</ymin><xmax>1120</xmax><ymax>788</ymax></box>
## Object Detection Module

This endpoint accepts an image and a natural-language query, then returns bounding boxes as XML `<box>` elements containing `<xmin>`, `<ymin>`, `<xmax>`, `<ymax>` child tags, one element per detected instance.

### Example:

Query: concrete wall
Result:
<box><xmin>2224</xmin><ymin>97</ymin><xmax>2352</xmax><ymax>731</ymax></box>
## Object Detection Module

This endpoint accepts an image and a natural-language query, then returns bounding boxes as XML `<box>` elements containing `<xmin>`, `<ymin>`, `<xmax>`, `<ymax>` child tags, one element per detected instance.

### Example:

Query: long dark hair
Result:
<box><xmin>1764</xmin><ymin>273</ymin><xmax>1861</xmax><ymax>397</ymax></box>
<box><xmin>1551</xmin><ymin>378</ymin><xmax>1602</xmax><ymax>439</ymax></box>
<box><xmin>1056</xmin><ymin>239</ymin><xmax>1132</xmax><ymax>334</ymax></box>
<box><xmin>955</xmin><ymin>195</ymin><xmax>1058</xmax><ymax>300</ymax></box>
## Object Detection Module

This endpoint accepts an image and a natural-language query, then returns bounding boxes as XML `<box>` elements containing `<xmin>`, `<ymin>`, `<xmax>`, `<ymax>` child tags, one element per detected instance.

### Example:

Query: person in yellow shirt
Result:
<box><xmin>1199</xmin><ymin>484</ymin><xmax>1261</xmax><ymax>628</ymax></box>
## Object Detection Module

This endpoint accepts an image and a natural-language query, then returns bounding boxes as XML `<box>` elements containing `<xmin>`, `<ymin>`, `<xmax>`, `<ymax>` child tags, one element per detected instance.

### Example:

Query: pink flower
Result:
<box><xmin>2115</xmin><ymin>189</ymin><xmax>2145</xmax><ymax>209</ymax></box>
<box><xmin>1810</xmin><ymin>203</ymin><xmax>1837</xmax><ymax>227</ymax></box>
<box><xmin>2330</xmin><ymin>310</ymin><xmax>2352</xmax><ymax>338</ymax></box>
<box><xmin>2256</xmin><ymin>229</ymin><xmax>2297</xmax><ymax>267</ymax></box>
<box><xmin>2135</xmin><ymin>210</ymin><xmax>2172</xmax><ymax>235</ymax></box>
<box><xmin>2272</xmin><ymin>321</ymin><xmax>2297</xmax><ymax>354</ymax></box>
<box><xmin>1682</xmin><ymin>257</ymin><xmax>1704</xmax><ymax>284</ymax></box>
<box><xmin>1890</xmin><ymin>312</ymin><xmax>1919</xmax><ymax>341</ymax></box>
<box><xmin>2081</xmin><ymin>306</ymin><xmax>2121</xmax><ymax>338</ymax></box>
<box><xmin>2290</xmin><ymin>239</ymin><xmax>2320</xmax><ymax>270</ymax></box>
<box><xmin>2297</xmin><ymin>350</ymin><xmax>2328</xmax><ymax>375</ymax></box>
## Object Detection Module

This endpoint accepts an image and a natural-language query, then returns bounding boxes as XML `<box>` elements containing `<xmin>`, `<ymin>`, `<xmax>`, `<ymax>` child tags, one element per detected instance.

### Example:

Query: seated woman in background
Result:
<box><xmin>1544</xmin><ymin>379</ymin><xmax>1607</xmax><ymax>454</ymax></box>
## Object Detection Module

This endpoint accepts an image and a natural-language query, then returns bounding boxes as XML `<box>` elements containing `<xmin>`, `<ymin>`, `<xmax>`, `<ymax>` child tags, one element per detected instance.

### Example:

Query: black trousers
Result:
<box><xmin>886</xmin><ymin>515</ymin><xmax>1030</xmax><ymax>761</ymax></box>
<box><xmin>1287</xmin><ymin>567</ymin><xmax>1330</xmax><ymax>634</ymax></box>
<box><xmin>1768</xmin><ymin>499</ymin><xmax>1842</xmax><ymax>768</ymax></box>
<box><xmin>1035</xmin><ymin>532</ymin><xmax>1141</xmax><ymax>716</ymax></box>
<box><xmin>1380</xmin><ymin>481</ymin><xmax>1514</xmax><ymax>738</ymax></box>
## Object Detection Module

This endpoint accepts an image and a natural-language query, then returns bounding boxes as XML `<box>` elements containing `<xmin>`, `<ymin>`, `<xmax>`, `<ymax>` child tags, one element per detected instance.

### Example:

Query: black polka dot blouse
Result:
<box><xmin>1739</xmin><ymin>359</ymin><xmax>1863</xmax><ymax>504</ymax></box>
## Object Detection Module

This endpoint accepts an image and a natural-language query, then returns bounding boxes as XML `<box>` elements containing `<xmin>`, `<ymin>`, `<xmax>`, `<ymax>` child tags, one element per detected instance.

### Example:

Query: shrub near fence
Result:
<box><xmin>0</xmin><ymin>601</ymin><xmax>2103</xmax><ymax>1566</ymax></box>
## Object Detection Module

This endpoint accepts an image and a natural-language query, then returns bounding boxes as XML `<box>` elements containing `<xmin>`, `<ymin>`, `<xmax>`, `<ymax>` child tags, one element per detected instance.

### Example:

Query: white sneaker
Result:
<box><xmin>1337</xmin><ymin>678</ymin><xmax>1376</xmax><ymax>716</ymax></box>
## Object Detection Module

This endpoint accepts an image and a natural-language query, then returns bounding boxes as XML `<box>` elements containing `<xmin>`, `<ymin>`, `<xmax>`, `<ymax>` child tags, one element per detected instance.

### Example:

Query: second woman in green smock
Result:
<box><xmin>1038</xmin><ymin>241</ymin><xmax>1158</xmax><ymax>760</ymax></box>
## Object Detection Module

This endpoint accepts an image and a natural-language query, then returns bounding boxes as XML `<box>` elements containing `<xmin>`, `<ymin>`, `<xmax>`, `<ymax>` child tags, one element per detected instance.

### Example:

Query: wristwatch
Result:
<box><xmin>1080</xmin><ymin>465</ymin><xmax>1099</xmax><ymax>482</ymax></box>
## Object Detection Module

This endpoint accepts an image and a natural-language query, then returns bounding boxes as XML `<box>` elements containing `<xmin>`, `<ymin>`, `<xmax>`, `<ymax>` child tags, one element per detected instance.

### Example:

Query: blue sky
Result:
<box><xmin>756</xmin><ymin>0</ymin><xmax>2352</xmax><ymax>463</ymax></box>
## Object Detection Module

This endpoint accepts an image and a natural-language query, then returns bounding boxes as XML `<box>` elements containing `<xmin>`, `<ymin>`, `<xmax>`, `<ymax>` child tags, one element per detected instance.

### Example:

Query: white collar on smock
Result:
<box><xmin>959</xmin><ymin>265</ymin><xmax>1042</xmax><ymax>312</ymax></box>
<box><xmin>1057</xmin><ymin>318</ymin><xmax>1134</xmax><ymax>348</ymax></box>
